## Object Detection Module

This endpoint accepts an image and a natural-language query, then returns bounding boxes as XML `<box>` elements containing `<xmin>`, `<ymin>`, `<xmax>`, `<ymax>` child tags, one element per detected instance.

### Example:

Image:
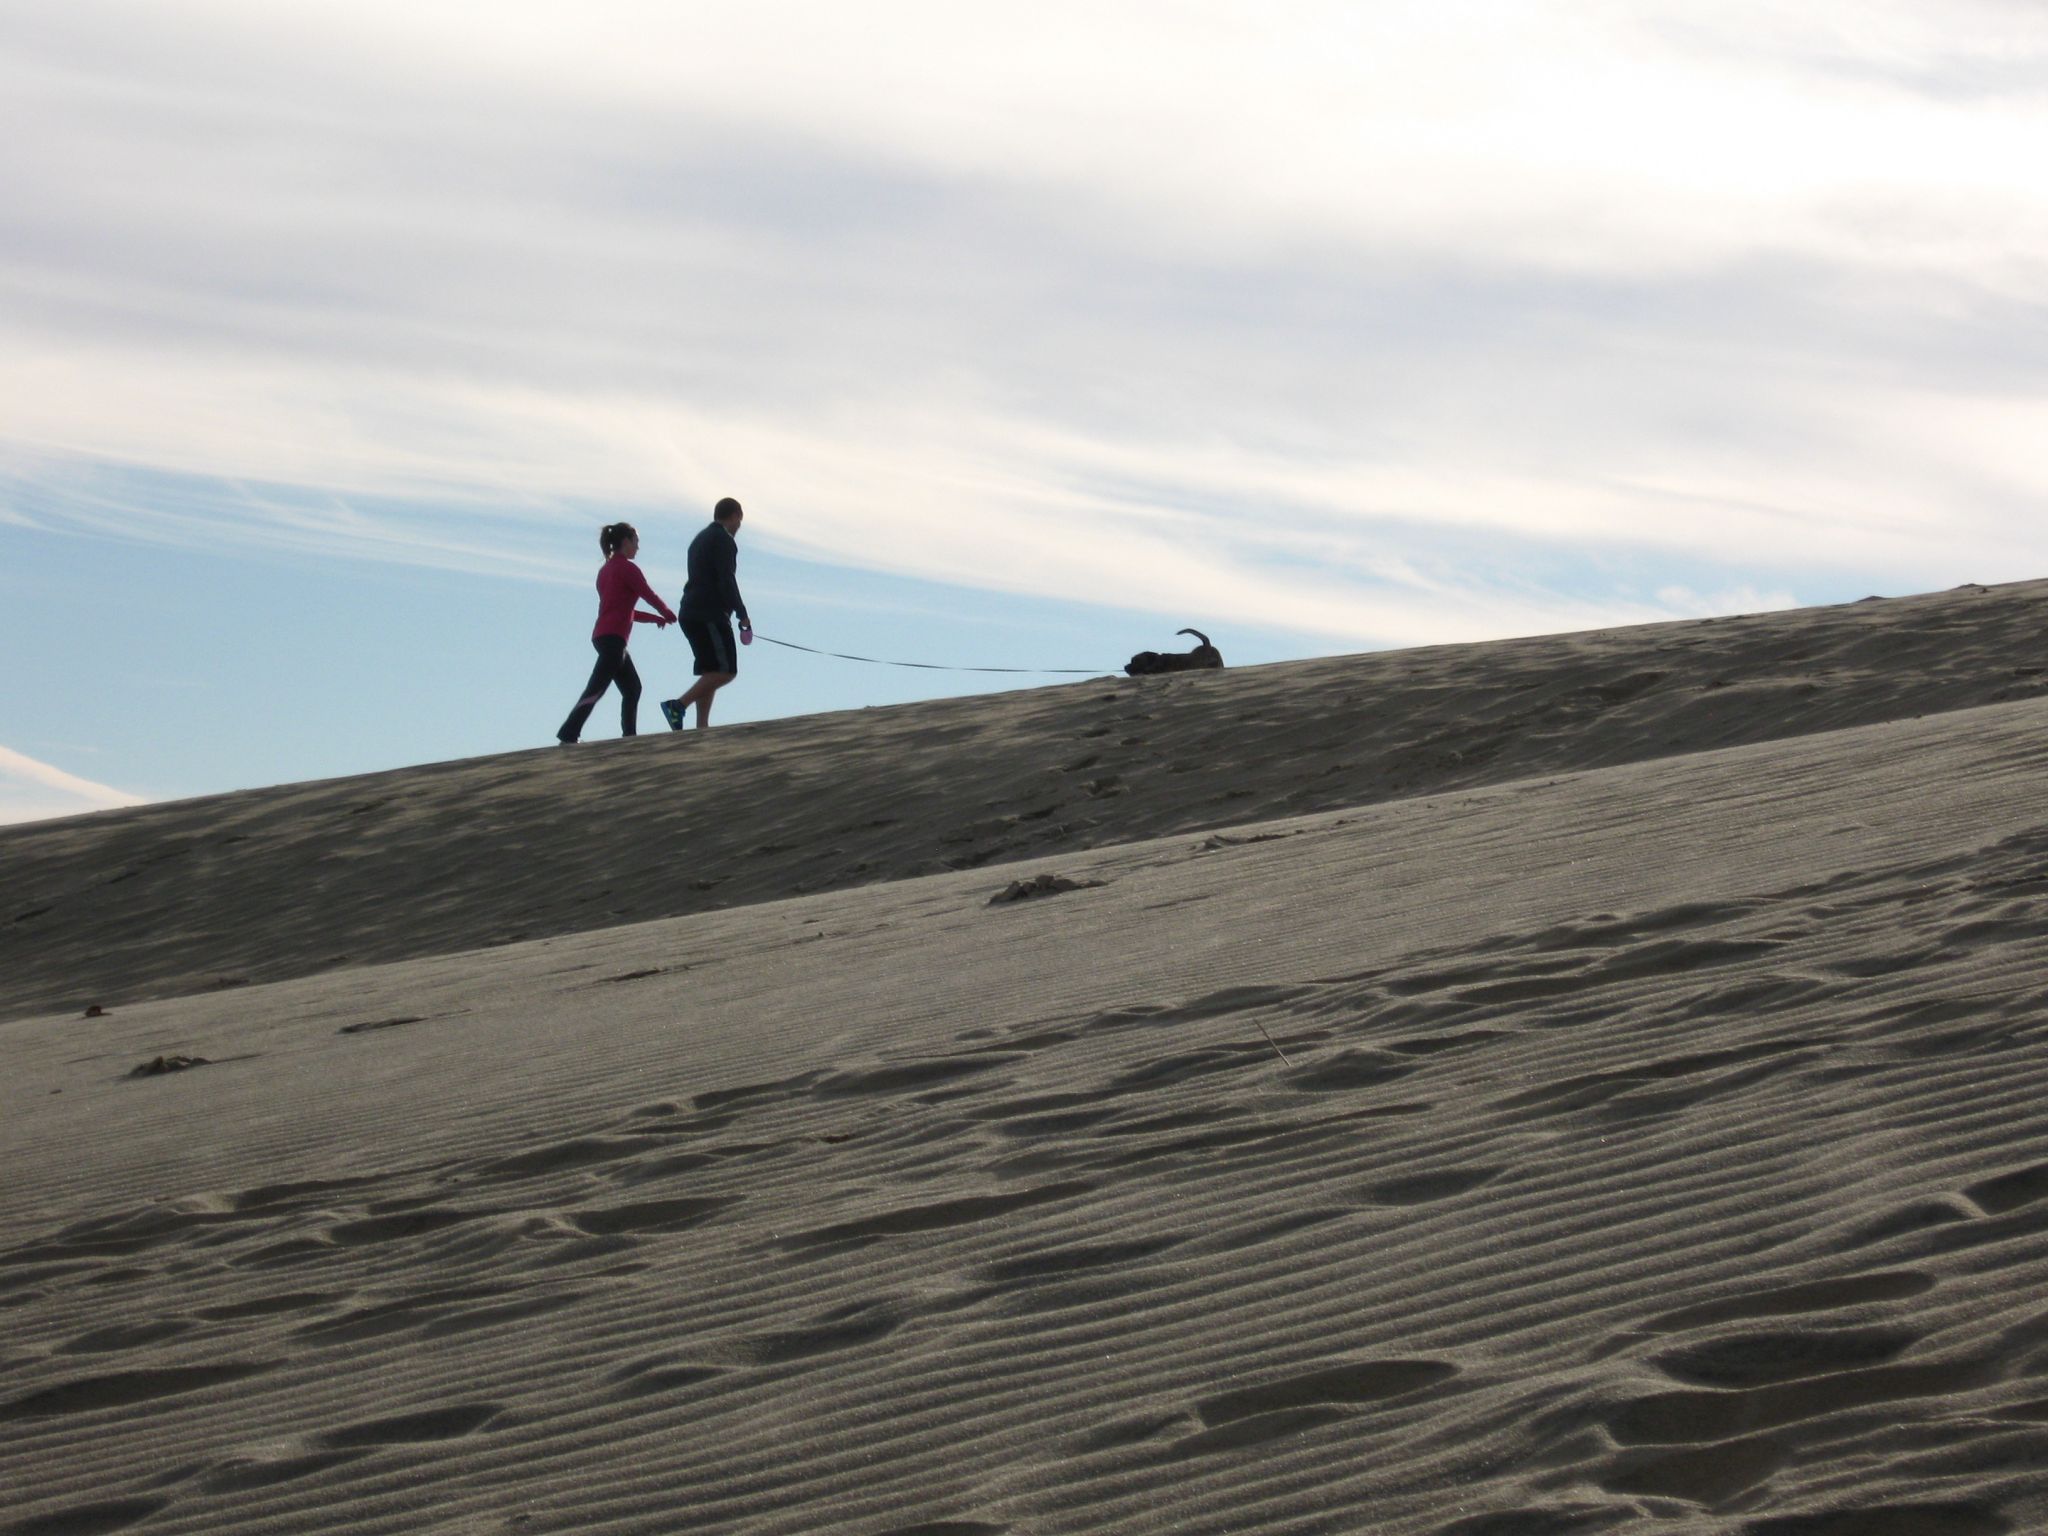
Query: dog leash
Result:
<box><xmin>751</xmin><ymin>633</ymin><xmax>1100</xmax><ymax>675</ymax></box>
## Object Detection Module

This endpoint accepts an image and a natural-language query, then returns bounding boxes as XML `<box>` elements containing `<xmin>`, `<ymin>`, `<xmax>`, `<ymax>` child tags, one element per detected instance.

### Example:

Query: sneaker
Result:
<box><xmin>660</xmin><ymin>698</ymin><xmax>683</xmax><ymax>731</ymax></box>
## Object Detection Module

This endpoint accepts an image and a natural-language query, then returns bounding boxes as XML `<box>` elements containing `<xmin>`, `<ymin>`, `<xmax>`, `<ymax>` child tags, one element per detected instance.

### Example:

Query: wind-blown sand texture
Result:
<box><xmin>6</xmin><ymin>580</ymin><xmax>2048</xmax><ymax>1534</ymax></box>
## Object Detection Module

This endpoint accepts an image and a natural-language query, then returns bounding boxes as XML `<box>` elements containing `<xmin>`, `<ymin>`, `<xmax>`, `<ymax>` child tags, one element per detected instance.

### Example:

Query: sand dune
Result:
<box><xmin>6</xmin><ymin>583</ymin><xmax>2048</xmax><ymax>1532</ymax></box>
<box><xmin>6</xmin><ymin>578</ymin><xmax>2048</xmax><ymax>1022</ymax></box>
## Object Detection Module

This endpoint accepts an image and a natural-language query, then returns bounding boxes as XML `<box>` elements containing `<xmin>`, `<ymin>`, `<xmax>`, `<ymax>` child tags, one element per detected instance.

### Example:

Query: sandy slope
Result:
<box><xmin>6</xmin><ymin>586</ymin><xmax>2048</xmax><ymax>1532</ymax></box>
<box><xmin>5</xmin><ymin>579</ymin><xmax>2048</xmax><ymax>1022</ymax></box>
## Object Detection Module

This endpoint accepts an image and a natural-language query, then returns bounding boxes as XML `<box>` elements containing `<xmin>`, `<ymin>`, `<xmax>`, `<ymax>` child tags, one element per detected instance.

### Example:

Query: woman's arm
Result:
<box><xmin>627</xmin><ymin>560</ymin><xmax>678</xmax><ymax>624</ymax></box>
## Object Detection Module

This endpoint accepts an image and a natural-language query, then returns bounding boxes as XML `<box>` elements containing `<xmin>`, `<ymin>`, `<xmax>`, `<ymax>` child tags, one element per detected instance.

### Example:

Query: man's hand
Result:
<box><xmin>739</xmin><ymin>624</ymin><xmax>753</xmax><ymax>646</ymax></box>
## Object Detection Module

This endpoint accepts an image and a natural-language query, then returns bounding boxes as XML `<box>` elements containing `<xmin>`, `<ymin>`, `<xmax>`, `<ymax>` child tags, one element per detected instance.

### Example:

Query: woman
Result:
<box><xmin>556</xmin><ymin>522</ymin><xmax>676</xmax><ymax>744</ymax></box>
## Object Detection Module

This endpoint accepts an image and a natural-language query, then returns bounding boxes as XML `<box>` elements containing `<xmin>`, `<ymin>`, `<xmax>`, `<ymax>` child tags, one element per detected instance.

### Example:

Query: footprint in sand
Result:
<box><xmin>290</xmin><ymin>1286</ymin><xmax>517</xmax><ymax>1347</ymax></box>
<box><xmin>974</xmin><ymin>1235</ymin><xmax>1186</xmax><ymax>1289</ymax></box>
<box><xmin>1490</xmin><ymin>1038</ymin><xmax>1817</xmax><ymax>1122</ymax></box>
<box><xmin>1650</xmin><ymin>1325</ymin><xmax>1922</xmax><ymax>1389</ymax></box>
<box><xmin>963</xmin><ymin>1092</ymin><xmax>1118</xmax><ymax>1140</ymax></box>
<box><xmin>230</xmin><ymin>1237</ymin><xmax>339</xmax><ymax>1271</ymax></box>
<box><xmin>1380</xmin><ymin>1027</ymin><xmax>1513</xmax><ymax>1059</ymax></box>
<box><xmin>318</xmin><ymin>1400</ymin><xmax>503</xmax><ymax>1447</ymax></box>
<box><xmin>232</xmin><ymin>1175</ymin><xmax>386</xmax><ymax>1213</ymax></box>
<box><xmin>1603</xmin><ymin>1350</ymin><xmax>2001</xmax><ymax>1448</ymax></box>
<box><xmin>0</xmin><ymin>1361</ymin><xmax>273</xmax><ymax>1421</ymax></box>
<box><xmin>814</xmin><ymin>1055</ymin><xmax>1016</xmax><ymax>1097</ymax></box>
<box><xmin>1592</xmin><ymin>1269</ymin><xmax>1935</xmax><ymax>1362</ymax></box>
<box><xmin>1166</xmin><ymin>1358</ymin><xmax>1460</xmax><ymax>1457</ymax></box>
<box><xmin>967</xmin><ymin>1234</ymin><xmax>1187</xmax><ymax>1317</ymax></box>
<box><xmin>1200</xmin><ymin>1208</ymin><xmax>1355</xmax><ymax>1255</ymax></box>
<box><xmin>608</xmin><ymin>1357</ymin><xmax>727</xmax><ymax>1399</ymax></box>
<box><xmin>418</xmin><ymin>1291</ymin><xmax>586</xmax><ymax>1340</ymax></box>
<box><xmin>196</xmin><ymin>1291</ymin><xmax>339</xmax><ymax>1322</ymax></box>
<box><xmin>1739</xmin><ymin>1502</ymin><xmax>2010</xmax><ymax>1535</ymax></box>
<box><xmin>1284</xmin><ymin>1049</ymin><xmax>1417</xmax><ymax>1093</ymax></box>
<box><xmin>691</xmin><ymin>1071</ymin><xmax>824</xmax><ymax>1114</ymax></box>
<box><xmin>6</xmin><ymin>1495</ymin><xmax>172</xmax><ymax>1535</ymax></box>
<box><xmin>1359</xmin><ymin>1166</ymin><xmax>1503</xmax><ymax>1206</ymax></box>
<box><xmin>200</xmin><ymin>1446</ymin><xmax>364</xmax><ymax>1494</ymax></box>
<box><xmin>1097</xmin><ymin>1044</ymin><xmax>1271</xmax><ymax>1095</ymax></box>
<box><xmin>729</xmin><ymin>1302</ymin><xmax>905</xmax><ymax>1368</ymax></box>
<box><xmin>327</xmin><ymin>1206</ymin><xmax>498</xmax><ymax>1246</ymax></box>
<box><xmin>1841</xmin><ymin>1196</ymin><xmax>1980</xmax><ymax>1251</ymax></box>
<box><xmin>477</xmin><ymin>1135</ymin><xmax>652</xmax><ymax>1182</ymax></box>
<box><xmin>567</xmin><ymin>1196</ymin><xmax>732</xmax><ymax>1236</ymax></box>
<box><xmin>1432</xmin><ymin>1508</ymin><xmax>1637</xmax><ymax>1536</ymax></box>
<box><xmin>57</xmin><ymin>1320</ymin><xmax>197</xmax><ymax>1355</ymax></box>
<box><xmin>1963</xmin><ymin>1162</ymin><xmax>2048</xmax><ymax>1215</ymax></box>
<box><xmin>1600</xmin><ymin>1431</ymin><xmax>1795</xmax><ymax>1509</ymax></box>
<box><xmin>1628</xmin><ymin>1270</ymin><xmax>1936</xmax><ymax>1339</ymax></box>
<box><xmin>196</xmin><ymin>1406</ymin><xmax>501</xmax><ymax>1498</ymax></box>
<box><xmin>777</xmin><ymin>1180</ymin><xmax>1093</xmax><ymax>1253</ymax></box>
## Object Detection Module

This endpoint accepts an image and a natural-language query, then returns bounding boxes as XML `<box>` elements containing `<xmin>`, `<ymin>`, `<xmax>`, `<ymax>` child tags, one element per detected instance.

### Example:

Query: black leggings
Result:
<box><xmin>558</xmin><ymin>634</ymin><xmax>642</xmax><ymax>742</ymax></box>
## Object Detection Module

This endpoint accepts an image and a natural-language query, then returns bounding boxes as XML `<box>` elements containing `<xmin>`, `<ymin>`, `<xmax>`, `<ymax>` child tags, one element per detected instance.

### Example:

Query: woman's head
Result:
<box><xmin>599</xmin><ymin>521</ymin><xmax>639</xmax><ymax>557</ymax></box>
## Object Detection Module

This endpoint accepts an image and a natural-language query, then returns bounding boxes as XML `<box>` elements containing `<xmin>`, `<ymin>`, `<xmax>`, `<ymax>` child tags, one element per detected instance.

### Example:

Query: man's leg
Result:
<box><xmin>674</xmin><ymin>671</ymin><xmax>733</xmax><ymax>726</ymax></box>
<box><xmin>691</xmin><ymin>673</ymin><xmax>733</xmax><ymax>727</ymax></box>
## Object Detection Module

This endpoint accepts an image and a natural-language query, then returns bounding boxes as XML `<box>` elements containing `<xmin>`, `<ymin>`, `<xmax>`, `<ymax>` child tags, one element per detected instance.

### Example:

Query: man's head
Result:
<box><xmin>713</xmin><ymin>497</ymin><xmax>744</xmax><ymax>533</ymax></box>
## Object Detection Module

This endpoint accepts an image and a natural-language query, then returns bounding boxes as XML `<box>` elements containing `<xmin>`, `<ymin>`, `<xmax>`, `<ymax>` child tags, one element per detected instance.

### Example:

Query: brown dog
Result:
<box><xmin>1125</xmin><ymin>628</ymin><xmax>1223</xmax><ymax>676</ymax></box>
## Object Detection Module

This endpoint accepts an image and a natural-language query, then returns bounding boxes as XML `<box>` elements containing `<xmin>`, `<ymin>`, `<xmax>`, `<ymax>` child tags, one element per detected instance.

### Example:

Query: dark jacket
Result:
<box><xmin>680</xmin><ymin>522</ymin><xmax>748</xmax><ymax>627</ymax></box>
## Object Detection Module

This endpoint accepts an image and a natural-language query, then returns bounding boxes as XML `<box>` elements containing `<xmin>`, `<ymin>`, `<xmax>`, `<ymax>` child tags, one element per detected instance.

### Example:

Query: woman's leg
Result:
<box><xmin>557</xmin><ymin>636</ymin><xmax>627</xmax><ymax>743</ymax></box>
<box><xmin>616</xmin><ymin>650</ymin><xmax>643</xmax><ymax>736</ymax></box>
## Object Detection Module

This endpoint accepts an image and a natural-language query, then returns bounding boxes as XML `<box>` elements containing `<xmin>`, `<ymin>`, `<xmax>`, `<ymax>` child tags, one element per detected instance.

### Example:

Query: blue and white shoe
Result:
<box><xmin>660</xmin><ymin>698</ymin><xmax>683</xmax><ymax>731</ymax></box>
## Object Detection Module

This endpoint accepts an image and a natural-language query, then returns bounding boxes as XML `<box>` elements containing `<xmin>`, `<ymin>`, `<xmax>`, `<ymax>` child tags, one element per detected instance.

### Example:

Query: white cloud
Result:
<box><xmin>0</xmin><ymin>745</ymin><xmax>147</xmax><ymax>826</ymax></box>
<box><xmin>4</xmin><ymin>0</ymin><xmax>2048</xmax><ymax>640</ymax></box>
<box><xmin>181</xmin><ymin>0</ymin><xmax>2046</xmax><ymax>280</ymax></box>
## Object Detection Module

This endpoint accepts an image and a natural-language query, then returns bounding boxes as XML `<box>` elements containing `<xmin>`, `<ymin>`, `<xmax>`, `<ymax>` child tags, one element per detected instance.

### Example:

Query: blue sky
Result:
<box><xmin>5</xmin><ymin>1</ymin><xmax>2048</xmax><ymax>822</ymax></box>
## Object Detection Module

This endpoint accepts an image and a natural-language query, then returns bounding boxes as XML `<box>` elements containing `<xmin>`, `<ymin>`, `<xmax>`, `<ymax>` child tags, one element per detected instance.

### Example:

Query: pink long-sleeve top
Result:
<box><xmin>592</xmin><ymin>556</ymin><xmax>676</xmax><ymax>642</ymax></box>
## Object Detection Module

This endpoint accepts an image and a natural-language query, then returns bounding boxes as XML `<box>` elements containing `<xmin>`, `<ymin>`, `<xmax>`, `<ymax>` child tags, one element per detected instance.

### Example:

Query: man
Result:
<box><xmin>660</xmin><ymin>497</ymin><xmax>752</xmax><ymax>730</ymax></box>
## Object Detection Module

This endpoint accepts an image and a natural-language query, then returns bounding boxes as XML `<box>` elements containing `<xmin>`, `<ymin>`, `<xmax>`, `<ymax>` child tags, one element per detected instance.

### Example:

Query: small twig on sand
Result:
<box><xmin>1254</xmin><ymin>1020</ymin><xmax>1292</xmax><ymax>1066</ymax></box>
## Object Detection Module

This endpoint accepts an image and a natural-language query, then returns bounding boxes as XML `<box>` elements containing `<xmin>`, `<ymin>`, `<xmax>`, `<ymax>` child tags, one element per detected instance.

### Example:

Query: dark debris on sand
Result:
<box><xmin>989</xmin><ymin>873</ymin><xmax>1107</xmax><ymax>906</ymax></box>
<box><xmin>130</xmin><ymin>1055</ymin><xmax>210</xmax><ymax>1077</ymax></box>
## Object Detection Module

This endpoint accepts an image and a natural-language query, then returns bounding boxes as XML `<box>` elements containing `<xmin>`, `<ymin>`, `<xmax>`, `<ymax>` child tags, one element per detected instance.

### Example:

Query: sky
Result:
<box><xmin>5</xmin><ymin>1</ymin><xmax>2048</xmax><ymax>823</ymax></box>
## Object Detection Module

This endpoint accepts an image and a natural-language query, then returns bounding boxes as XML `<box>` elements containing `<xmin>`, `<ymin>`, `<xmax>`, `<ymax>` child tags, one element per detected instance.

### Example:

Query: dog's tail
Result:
<box><xmin>1176</xmin><ymin>628</ymin><xmax>1212</xmax><ymax>647</ymax></box>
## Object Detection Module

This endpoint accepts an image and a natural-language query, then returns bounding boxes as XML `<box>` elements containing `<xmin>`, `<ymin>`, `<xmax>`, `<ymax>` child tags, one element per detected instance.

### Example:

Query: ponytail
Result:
<box><xmin>599</xmin><ymin>521</ymin><xmax>638</xmax><ymax>557</ymax></box>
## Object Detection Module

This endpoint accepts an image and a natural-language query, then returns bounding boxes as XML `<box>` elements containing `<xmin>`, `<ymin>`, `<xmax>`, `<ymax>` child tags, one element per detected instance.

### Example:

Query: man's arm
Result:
<box><xmin>719</xmin><ymin>538</ymin><xmax>750</xmax><ymax>630</ymax></box>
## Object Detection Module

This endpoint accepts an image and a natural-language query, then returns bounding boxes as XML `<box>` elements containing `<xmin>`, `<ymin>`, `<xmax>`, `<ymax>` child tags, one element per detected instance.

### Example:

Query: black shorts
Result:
<box><xmin>680</xmin><ymin>613</ymin><xmax>737</xmax><ymax>676</ymax></box>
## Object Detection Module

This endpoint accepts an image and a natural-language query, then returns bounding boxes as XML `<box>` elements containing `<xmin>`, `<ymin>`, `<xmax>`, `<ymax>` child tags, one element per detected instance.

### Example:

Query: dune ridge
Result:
<box><xmin>5</xmin><ymin>578</ymin><xmax>2048</xmax><ymax>1021</ymax></box>
<box><xmin>6</xmin><ymin>583</ymin><xmax>2048</xmax><ymax>1531</ymax></box>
